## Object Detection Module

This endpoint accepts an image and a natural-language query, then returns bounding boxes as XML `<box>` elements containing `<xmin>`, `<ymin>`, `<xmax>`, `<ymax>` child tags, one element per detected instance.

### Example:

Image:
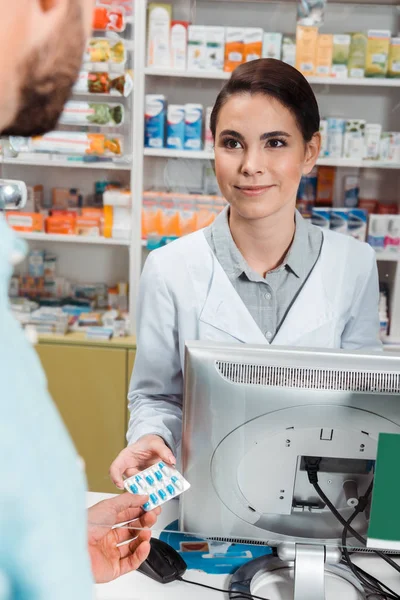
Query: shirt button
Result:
<box><xmin>265</xmin><ymin>292</ymin><xmax>272</xmax><ymax>301</ymax></box>
<box><xmin>265</xmin><ymin>331</ymin><xmax>273</xmax><ymax>341</ymax></box>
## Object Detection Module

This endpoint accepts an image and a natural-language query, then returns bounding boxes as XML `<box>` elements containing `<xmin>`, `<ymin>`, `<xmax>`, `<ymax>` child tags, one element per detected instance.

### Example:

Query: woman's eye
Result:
<box><xmin>267</xmin><ymin>139</ymin><xmax>285</xmax><ymax>148</ymax></box>
<box><xmin>224</xmin><ymin>138</ymin><xmax>242</xmax><ymax>149</ymax></box>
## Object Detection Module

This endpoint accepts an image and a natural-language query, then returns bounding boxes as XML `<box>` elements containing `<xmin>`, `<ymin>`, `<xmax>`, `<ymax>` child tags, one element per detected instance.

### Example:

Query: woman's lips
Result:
<box><xmin>235</xmin><ymin>185</ymin><xmax>274</xmax><ymax>197</ymax></box>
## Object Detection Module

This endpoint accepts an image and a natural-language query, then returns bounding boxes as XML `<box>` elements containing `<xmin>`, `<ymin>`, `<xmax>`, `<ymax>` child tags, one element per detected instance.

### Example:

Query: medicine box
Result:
<box><xmin>170</xmin><ymin>21</ymin><xmax>188</xmax><ymax>71</ymax></box>
<box><xmin>184</xmin><ymin>104</ymin><xmax>203</xmax><ymax>151</ymax></box>
<box><xmin>315</xmin><ymin>34</ymin><xmax>333</xmax><ymax>77</ymax></box>
<box><xmin>224</xmin><ymin>28</ymin><xmax>245</xmax><ymax>72</ymax></box>
<box><xmin>187</xmin><ymin>25</ymin><xmax>207</xmax><ymax>70</ymax></box>
<box><xmin>166</xmin><ymin>104</ymin><xmax>185</xmax><ymax>150</ymax></box>
<box><xmin>244</xmin><ymin>28</ymin><xmax>263</xmax><ymax>63</ymax></box>
<box><xmin>388</xmin><ymin>37</ymin><xmax>400</xmax><ymax>78</ymax></box>
<box><xmin>348</xmin><ymin>33</ymin><xmax>367</xmax><ymax>78</ymax></box>
<box><xmin>295</xmin><ymin>25</ymin><xmax>318</xmax><ymax>76</ymax></box>
<box><xmin>144</xmin><ymin>94</ymin><xmax>166</xmax><ymax>149</ymax></box>
<box><xmin>262</xmin><ymin>32</ymin><xmax>282</xmax><ymax>60</ymax></box>
<box><xmin>365</xmin><ymin>30</ymin><xmax>391</xmax><ymax>77</ymax></box>
<box><xmin>343</xmin><ymin>119</ymin><xmax>366</xmax><ymax>160</ymax></box>
<box><xmin>332</xmin><ymin>34</ymin><xmax>351</xmax><ymax>78</ymax></box>
<box><xmin>205</xmin><ymin>26</ymin><xmax>225</xmax><ymax>71</ymax></box>
<box><xmin>147</xmin><ymin>3</ymin><xmax>171</xmax><ymax>68</ymax></box>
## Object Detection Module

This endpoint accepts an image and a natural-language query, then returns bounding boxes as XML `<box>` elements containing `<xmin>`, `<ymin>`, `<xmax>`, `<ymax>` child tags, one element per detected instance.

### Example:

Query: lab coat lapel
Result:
<box><xmin>273</xmin><ymin>257</ymin><xmax>335</xmax><ymax>346</ymax></box>
<box><xmin>199</xmin><ymin>252</ymin><xmax>268</xmax><ymax>344</ymax></box>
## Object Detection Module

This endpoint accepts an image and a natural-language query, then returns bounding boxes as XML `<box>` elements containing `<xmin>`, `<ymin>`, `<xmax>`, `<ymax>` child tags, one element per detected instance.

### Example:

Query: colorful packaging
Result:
<box><xmin>170</xmin><ymin>21</ymin><xmax>188</xmax><ymax>71</ymax></box>
<box><xmin>52</xmin><ymin>188</ymin><xmax>82</xmax><ymax>209</ymax></box>
<box><xmin>44</xmin><ymin>254</ymin><xmax>57</xmax><ymax>282</ymax></box>
<box><xmin>59</xmin><ymin>101</ymin><xmax>124</xmax><ymax>127</ymax></box>
<box><xmin>348</xmin><ymin>208</ymin><xmax>368</xmax><ymax>241</ymax></box>
<box><xmin>312</xmin><ymin>207</ymin><xmax>331</xmax><ymax>229</ymax></box>
<box><xmin>124</xmin><ymin>462</ymin><xmax>190</xmax><ymax>511</ymax></box>
<box><xmin>315</xmin><ymin>34</ymin><xmax>333</xmax><ymax>77</ymax></box>
<box><xmin>348</xmin><ymin>33</ymin><xmax>367</xmax><ymax>78</ymax></box>
<box><xmin>385</xmin><ymin>215</ymin><xmax>400</xmax><ymax>252</ymax></box>
<box><xmin>224</xmin><ymin>28</ymin><xmax>245</xmax><ymax>72</ymax></box>
<box><xmin>204</xmin><ymin>106</ymin><xmax>214</xmax><ymax>153</ymax></box>
<box><xmin>368</xmin><ymin>214</ymin><xmax>388</xmax><ymax>252</ymax></box>
<box><xmin>262</xmin><ymin>32</ymin><xmax>282</xmax><ymax>60</ymax></box>
<box><xmin>84</xmin><ymin>38</ymin><xmax>126</xmax><ymax>64</ymax></box>
<box><xmin>295</xmin><ymin>26</ymin><xmax>318</xmax><ymax>76</ymax></box>
<box><xmin>344</xmin><ymin>175</ymin><xmax>360</xmax><ymax>208</ymax></box>
<box><xmin>365</xmin><ymin>124</ymin><xmax>382</xmax><ymax>160</ymax></box>
<box><xmin>17</xmin><ymin>132</ymin><xmax>123</xmax><ymax>156</ymax></box>
<box><xmin>389</xmin><ymin>132</ymin><xmax>400</xmax><ymax>163</ymax></box>
<box><xmin>76</xmin><ymin>217</ymin><xmax>102</xmax><ymax>237</ymax></box>
<box><xmin>297</xmin><ymin>166</ymin><xmax>318</xmax><ymax>216</ymax></box>
<box><xmin>319</xmin><ymin>119</ymin><xmax>328</xmax><ymax>157</ymax></box>
<box><xmin>147</xmin><ymin>3</ymin><xmax>172</xmax><ymax>68</ymax></box>
<box><xmin>365</xmin><ymin>30</ymin><xmax>391</xmax><ymax>78</ymax></box>
<box><xmin>28</xmin><ymin>250</ymin><xmax>45</xmax><ymax>277</ymax></box>
<box><xmin>188</xmin><ymin>25</ymin><xmax>207</xmax><ymax>70</ymax></box>
<box><xmin>327</xmin><ymin>118</ymin><xmax>345</xmax><ymax>158</ymax></box>
<box><xmin>343</xmin><ymin>119</ymin><xmax>366</xmax><ymax>159</ymax></box>
<box><xmin>332</xmin><ymin>35</ymin><xmax>351</xmax><ymax>78</ymax></box>
<box><xmin>93</xmin><ymin>4</ymin><xmax>125</xmax><ymax>32</ymax></box>
<box><xmin>45</xmin><ymin>214</ymin><xmax>76</xmax><ymax>235</ymax></box>
<box><xmin>359</xmin><ymin>198</ymin><xmax>378</xmax><ymax>214</ymax></box>
<box><xmin>244</xmin><ymin>28</ymin><xmax>263</xmax><ymax>63</ymax></box>
<box><xmin>184</xmin><ymin>104</ymin><xmax>203</xmax><ymax>151</ymax></box>
<box><xmin>316</xmin><ymin>166</ymin><xmax>335</xmax><ymax>206</ymax></box>
<box><xmin>6</xmin><ymin>212</ymin><xmax>44</xmax><ymax>233</ymax></box>
<box><xmin>144</xmin><ymin>94</ymin><xmax>166</xmax><ymax>148</ymax></box>
<box><xmin>281</xmin><ymin>35</ymin><xmax>296</xmax><ymax>66</ymax></box>
<box><xmin>388</xmin><ymin>37</ymin><xmax>400</xmax><ymax>78</ymax></box>
<box><xmin>166</xmin><ymin>104</ymin><xmax>185</xmax><ymax>150</ymax></box>
<box><xmin>205</xmin><ymin>26</ymin><xmax>225</xmax><ymax>70</ymax></box>
<box><xmin>330</xmin><ymin>208</ymin><xmax>350</xmax><ymax>234</ymax></box>
<box><xmin>73</xmin><ymin>70</ymin><xmax>133</xmax><ymax>97</ymax></box>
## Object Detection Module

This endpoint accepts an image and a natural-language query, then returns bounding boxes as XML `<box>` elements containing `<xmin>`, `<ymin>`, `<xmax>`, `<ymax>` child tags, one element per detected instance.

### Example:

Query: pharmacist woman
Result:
<box><xmin>110</xmin><ymin>58</ymin><xmax>381</xmax><ymax>487</ymax></box>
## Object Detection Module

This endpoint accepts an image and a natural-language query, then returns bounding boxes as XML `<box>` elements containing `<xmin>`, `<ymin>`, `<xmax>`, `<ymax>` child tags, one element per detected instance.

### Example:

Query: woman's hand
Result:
<box><xmin>87</xmin><ymin>493</ymin><xmax>160</xmax><ymax>583</ymax></box>
<box><xmin>109</xmin><ymin>434</ymin><xmax>176</xmax><ymax>489</ymax></box>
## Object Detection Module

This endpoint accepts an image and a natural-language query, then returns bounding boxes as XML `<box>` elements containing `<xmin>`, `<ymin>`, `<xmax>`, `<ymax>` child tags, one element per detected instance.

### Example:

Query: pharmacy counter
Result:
<box><xmin>36</xmin><ymin>334</ymin><xmax>137</xmax><ymax>493</ymax></box>
<box><xmin>89</xmin><ymin>493</ymin><xmax>400</xmax><ymax>600</ymax></box>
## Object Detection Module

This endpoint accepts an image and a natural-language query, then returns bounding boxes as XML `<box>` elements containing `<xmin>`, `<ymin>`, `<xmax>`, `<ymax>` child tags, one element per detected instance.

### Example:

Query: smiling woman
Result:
<box><xmin>110</xmin><ymin>58</ymin><xmax>382</xmax><ymax>488</ymax></box>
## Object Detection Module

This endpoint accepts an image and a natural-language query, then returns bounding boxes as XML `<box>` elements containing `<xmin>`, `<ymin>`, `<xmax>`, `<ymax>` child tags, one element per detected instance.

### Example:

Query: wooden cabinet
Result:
<box><xmin>36</xmin><ymin>335</ymin><xmax>136</xmax><ymax>493</ymax></box>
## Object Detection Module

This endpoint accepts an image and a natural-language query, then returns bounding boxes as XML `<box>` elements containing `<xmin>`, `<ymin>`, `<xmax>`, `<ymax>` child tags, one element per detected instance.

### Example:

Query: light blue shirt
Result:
<box><xmin>0</xmin><ymin>216</ymin><xmax>93</xmax><ymax>599</ymax></box>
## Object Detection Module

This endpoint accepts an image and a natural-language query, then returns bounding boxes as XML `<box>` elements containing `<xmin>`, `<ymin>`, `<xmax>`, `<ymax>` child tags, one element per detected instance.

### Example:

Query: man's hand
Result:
<box><xmin>87</xmin><ymin>493</ymin><xmax>160</xmax><ymax>584</ymax></box>
<box><xmin>109</xmin><ymin>435</ymin><xmax>176</xmax><ymax>489</ymax></box>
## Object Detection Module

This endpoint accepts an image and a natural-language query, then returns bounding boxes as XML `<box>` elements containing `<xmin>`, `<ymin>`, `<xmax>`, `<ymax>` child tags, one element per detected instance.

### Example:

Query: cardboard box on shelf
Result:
<box><xmin>224</xmin><ymin>28</ymin><xmax>245</xmax><ymax>72</ymax></box>
<box><xmin>295</xmin><ymin>26</ymin><xmax>318</xmax><ymax>76</ymax></box>
<box><xmin>147</xmin><ymin>3</ymin><xmax>172</xmax><ymax>68</ymax></box>
<box><xmin>315</xmin><ymin>34</ymin><xmax>333</xmax><ymax>77</ymax></box>
<box><xmin>332</xmin><ymin>34</ymin><xmax>351</xmax><ymax>78</ymax></box>
<box><xmin>6</xmin><ymin>212</ymin><xmax>44</xmax><ymax>233</ymax></box>
<box><xmin>365</xmin><ymin>30</ymin><xmax>391</xmax><ymax>78</ymax></box>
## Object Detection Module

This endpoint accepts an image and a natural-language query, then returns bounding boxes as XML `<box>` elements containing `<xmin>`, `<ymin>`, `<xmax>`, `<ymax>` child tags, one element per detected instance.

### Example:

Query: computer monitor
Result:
<box><xmin>180</xmin><ymin>342</ymin><xmax>400</xmax><ymax>597</ymax></box>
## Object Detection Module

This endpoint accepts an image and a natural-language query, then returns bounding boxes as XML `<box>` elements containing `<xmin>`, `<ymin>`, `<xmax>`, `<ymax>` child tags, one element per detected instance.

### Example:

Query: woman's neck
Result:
<box><xmin>229</xmin><ymin>203</ymin><xmax>296</xmax><ymax>277</ymax></box>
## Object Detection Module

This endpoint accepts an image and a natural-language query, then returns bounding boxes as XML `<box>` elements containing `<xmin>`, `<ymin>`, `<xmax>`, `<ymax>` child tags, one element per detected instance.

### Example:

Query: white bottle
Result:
<box><xmin>379</xmin><ymin>292</ymin><xmax>389</xmax><ymax>340</ymax></box>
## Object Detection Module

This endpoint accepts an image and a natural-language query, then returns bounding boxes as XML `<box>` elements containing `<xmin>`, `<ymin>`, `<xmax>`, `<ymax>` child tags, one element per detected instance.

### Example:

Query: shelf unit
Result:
<box><xmin>6</xmin><ymin>0</ymin><xmax>400</xmax><ymax>339</ymax></box>
<box><xmin>19</xmin><ymin>232</ymin><xmax>130</xmax><ymax>246</ymax></box>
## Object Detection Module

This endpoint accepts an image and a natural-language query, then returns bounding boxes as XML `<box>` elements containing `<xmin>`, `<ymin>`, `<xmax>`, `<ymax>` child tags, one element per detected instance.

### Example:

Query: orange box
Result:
<box><xmin>46</xmin><ymin>214</ymin><xmax>76</xmax><ymax>235</ymax></box>
<box><xmin>315</xmin><ymin>34</ymin><xmax>333</xmax><ymax>77</ymax></box>
<box><xmin>6</xmin><ymin>212</ymin><xmax>44</xmax><ymax>232</ymax></box>
<box><xmin>296</xmin><ymin>26</ymin><xmax>318</xmax><ymax>76</ymax></box>
<box><xmin>316</xmin><ymin>166</ymin><xmax>335</xmax><ymax>206</ymax></box>
<box><xmin>224</xmin><ymin>28</ymin><xmax>244</xmax><ymax>72</ymax></box>
<box><xmin>244</xmin><ymin>28</ymin><xmax>263</xmax><ymax>63</ymax></box>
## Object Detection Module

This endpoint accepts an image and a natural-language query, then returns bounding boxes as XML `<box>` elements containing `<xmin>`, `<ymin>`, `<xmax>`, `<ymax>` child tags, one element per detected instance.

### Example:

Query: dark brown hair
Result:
<box><xmin>210</xmin><ymin>58</ymin><xmax>320</xmax><ymax>143</ymax></box>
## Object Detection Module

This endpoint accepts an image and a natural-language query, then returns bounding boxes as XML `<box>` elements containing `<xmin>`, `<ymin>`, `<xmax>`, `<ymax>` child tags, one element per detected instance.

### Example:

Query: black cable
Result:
<box><xmin>304</xmin><ymin>458</ymin><xmax>400</xmax><ymax>599</ymax></box>
<box><xmin>178</xmin><ymin>575</ymin><xmax>270</xmax><ymax>599</ymax></box>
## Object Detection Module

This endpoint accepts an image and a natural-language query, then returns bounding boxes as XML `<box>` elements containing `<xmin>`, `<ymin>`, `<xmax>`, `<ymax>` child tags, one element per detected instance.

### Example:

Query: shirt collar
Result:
<box><xmin>210</xmin><ymin>206</ymin><xmax>316</xmax><ymax>282</ymax></box>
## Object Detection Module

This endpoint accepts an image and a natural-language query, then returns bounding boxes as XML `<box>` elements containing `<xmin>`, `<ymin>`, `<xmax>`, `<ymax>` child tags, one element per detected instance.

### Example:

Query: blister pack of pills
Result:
<box><xmin>124</xmin><ymin>462</ymin><xmax>191</xmax><ymax>511</ymax></box>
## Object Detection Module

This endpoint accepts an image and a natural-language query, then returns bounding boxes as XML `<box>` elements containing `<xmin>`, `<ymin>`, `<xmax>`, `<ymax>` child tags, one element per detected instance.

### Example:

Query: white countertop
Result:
<box><xmin>88</xmin><ymin>492</ymin><xmax>400</xmax><ymax>600</ymax></box>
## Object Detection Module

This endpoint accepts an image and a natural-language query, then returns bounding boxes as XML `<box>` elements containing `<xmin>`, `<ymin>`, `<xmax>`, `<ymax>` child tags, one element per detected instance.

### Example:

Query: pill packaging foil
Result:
<box><xmin>124</xmin><ymin>462</ymin><xmax>191</xmax><ymax>511</ymax></box>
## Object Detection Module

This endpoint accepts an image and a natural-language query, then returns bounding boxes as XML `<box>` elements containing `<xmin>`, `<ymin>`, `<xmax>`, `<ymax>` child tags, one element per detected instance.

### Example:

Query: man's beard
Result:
<box><xmin>1</xmin><ymin>0</ymin><xmax>85</xmax><ymax>137</ymax></box>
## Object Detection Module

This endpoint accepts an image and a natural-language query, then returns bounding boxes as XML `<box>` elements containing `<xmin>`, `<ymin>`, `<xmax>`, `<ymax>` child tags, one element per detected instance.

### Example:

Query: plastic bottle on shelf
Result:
<box><xmin>379</xmin><ymin>292</ymin><xmax>389</xmax><ymax>340</ymax></box>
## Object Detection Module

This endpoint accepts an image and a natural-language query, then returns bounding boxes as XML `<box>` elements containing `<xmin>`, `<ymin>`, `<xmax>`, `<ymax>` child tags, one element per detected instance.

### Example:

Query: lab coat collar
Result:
<box><xmin>197</xmin><ymin>230</ymin><xmax>334</xmax><ymax>346</ymax></box>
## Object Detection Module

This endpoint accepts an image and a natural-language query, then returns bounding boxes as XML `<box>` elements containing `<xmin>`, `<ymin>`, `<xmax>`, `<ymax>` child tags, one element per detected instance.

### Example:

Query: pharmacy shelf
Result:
<box><xmin>144</xmin><ymin>149</ymin><xmax>400</xmax><ymax>169</ymax></box>
<box><xmin>375</xmin><ymin>251</ymin><xmax>400</xmax><ymax>262</ymax></box>
<box><xmin>144</xmin><ymin>68</ymin><xmax>400</xmax><ymax>87</ymax></box>
<box><xmin>1</xmin><ymin>157</ymin><xmax>131</xmax><ymax>170</ymax></box>
<box><xmin>19</xmin><ymin>232</ymin><xmax>130</xmax><ymax>246</ymax></box>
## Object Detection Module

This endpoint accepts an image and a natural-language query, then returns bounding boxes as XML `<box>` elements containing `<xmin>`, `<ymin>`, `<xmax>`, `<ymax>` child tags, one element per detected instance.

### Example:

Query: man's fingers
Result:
<box><xmin>119</xmin><ymin>535</ymin><xmax>152</xmax><ymax>577</ymax></box>
<box><xmin>108</xmin><ymin>492</ymin><xmax>148</xmax><ymax>515</ymax></box>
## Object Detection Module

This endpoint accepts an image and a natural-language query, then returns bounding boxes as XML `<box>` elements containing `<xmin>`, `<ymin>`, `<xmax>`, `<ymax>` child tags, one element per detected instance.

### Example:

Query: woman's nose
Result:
<box><xmin>240</xmin><ymin>149</ymin><xmax>266</xmax><ymax>176</ymax></box>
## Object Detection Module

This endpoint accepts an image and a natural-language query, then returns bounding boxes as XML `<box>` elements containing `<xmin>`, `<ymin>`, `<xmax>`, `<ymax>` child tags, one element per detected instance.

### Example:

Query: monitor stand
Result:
<box><xmin>229</xmin><ymin>543</ymin><xmax>366</xmax><ymax>600</ymax></box>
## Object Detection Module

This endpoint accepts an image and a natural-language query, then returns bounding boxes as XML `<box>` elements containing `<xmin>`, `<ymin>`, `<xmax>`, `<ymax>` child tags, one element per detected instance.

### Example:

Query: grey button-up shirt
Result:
<box><xmin>204</xmin><ymin>207</ymin><xmax>323</xmax><ymax>342</ymax></box>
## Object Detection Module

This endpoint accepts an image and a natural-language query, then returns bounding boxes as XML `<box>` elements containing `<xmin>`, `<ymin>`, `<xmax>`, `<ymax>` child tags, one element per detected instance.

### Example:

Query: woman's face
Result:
<box><xmin>214</xmin><ymin>93</ymin><xmax>320</xmax><ymax>221</ymax></box>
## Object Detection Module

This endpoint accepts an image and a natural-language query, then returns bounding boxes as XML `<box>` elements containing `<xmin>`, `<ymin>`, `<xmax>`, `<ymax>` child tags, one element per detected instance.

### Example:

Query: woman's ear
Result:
<box><xmin>302</xmin><ymin>132</ymin><xmax>321</xmax><ymax>175</ymax></box>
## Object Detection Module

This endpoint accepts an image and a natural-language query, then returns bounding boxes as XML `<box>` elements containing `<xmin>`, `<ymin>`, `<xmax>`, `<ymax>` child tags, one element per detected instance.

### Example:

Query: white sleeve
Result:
<box><xmin>341</xmin><ymin>246</ymin><xmax>382</xmax><ymax>351</ymax></box>
<box><xmin>127</xmin><ymin>251</ymin><xmax>183</xmax><ymax>455</ymax></box>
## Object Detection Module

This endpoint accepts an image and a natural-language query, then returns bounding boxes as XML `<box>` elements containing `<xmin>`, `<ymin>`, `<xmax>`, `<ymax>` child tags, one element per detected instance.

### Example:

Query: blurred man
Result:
<box><xmin>0</xmin><ymin>2</ymin><xmax>155</xmax><ymax>599</ymax></box>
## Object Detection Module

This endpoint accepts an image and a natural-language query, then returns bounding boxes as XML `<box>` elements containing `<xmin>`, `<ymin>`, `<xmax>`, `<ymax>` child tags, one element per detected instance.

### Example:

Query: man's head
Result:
<box><xmin>0</xmin><ymin>0</ymin><xmax>94</xmax><ymax>136</ymax></box>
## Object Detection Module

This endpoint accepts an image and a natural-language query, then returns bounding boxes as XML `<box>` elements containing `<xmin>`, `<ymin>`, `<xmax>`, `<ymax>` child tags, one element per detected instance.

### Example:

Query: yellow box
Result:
<box><xmin>388</xmin><ymin>37</ymin><xmax>400</xmax><ymax>78</ymax></box>
<box><xmin>315</xmin><ymin>34</ymin><xmax>333</xmax><ymax>77</ymax></box>
<box><xmin>365</xmin><ymin>30</ymin><xmax>391</xmax><ymax>78</ymax></box>
<box><xmin>295</xmin><ymin>26</ymin><xmax>318</xmax><ymax>76</ymax></box>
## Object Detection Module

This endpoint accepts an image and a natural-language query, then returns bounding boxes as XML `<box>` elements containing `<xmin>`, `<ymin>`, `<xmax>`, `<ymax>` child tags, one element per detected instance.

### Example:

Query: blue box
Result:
<box><xmin>312</xmin><ymin>207</ymin><xmax>331</xmax><ymax>229</ymax></box>
<box><xmin>145</xmin><ymin>95</ymin><xmax>166</xmax><ymax>149</ymax></box>
<box><xmin>184</xmin><ymin>104</ymin><xmax>203</xmax><ymax>151</ymax></box>
<box><xmin>330</xmin><ymin>208</ymin><xmax>350</xmax><ymax>234</ymax></box>
<box><xmin>166</xmin><ymin>105</ymin><xmax>185</xmax><ymax>150</ymax></box>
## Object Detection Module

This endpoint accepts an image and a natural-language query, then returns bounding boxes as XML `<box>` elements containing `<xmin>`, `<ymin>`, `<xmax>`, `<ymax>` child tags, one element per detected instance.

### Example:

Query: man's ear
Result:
<box><xmin>302</xmin><ymin>132</ymin><xmax>321</xmax><ymax>176</ymax></box>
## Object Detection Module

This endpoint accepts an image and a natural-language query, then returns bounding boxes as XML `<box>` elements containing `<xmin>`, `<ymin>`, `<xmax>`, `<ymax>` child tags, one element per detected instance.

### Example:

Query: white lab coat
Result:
<box><xmin>127</xmin><ymin>226</ymin><xmax>381</xmax><ymax>454</ymax></box>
